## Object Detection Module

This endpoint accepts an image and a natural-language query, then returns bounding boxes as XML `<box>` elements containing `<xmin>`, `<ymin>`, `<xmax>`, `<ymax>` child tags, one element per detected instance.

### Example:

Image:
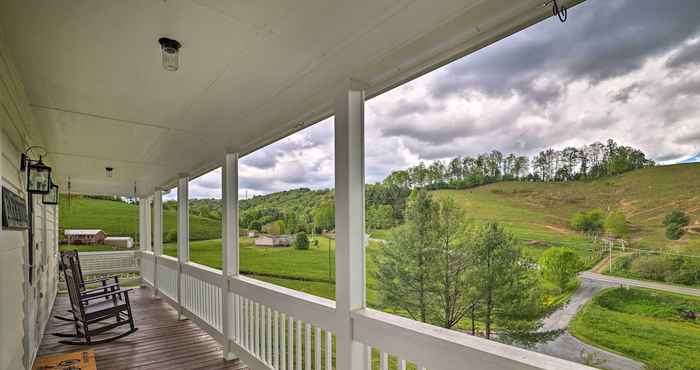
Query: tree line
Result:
<box><xmin>383</xmin><ymin>139</ymin><xmax>654</xmax><ymax>190</ymax></box>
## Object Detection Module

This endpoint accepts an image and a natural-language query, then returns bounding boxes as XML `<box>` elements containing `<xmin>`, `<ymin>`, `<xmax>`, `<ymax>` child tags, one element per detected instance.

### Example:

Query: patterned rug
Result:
<box><xmin>33</xmin><ymin>350</ymin><xmax>96</xmax><ymax>370</ymax></box>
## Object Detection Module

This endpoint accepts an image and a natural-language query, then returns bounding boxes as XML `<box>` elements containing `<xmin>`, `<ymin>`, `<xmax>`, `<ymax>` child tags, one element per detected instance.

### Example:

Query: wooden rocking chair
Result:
<box><xmin>52</xmin><ymin>252</ymin><xmax>138</xmax><ymax>345</ymax></box>
<box><xmin>54</xmin><ymin>250</ymin><xmax>121</xmax><ymax>322</ymax></box>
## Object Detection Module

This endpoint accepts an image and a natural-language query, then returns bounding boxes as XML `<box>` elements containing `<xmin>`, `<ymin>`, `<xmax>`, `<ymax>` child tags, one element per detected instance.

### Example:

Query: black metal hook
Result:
<box><xmin>548</xmin><ymin>0</ymin><xmax>567</xmax><ymax>23</ymax></box>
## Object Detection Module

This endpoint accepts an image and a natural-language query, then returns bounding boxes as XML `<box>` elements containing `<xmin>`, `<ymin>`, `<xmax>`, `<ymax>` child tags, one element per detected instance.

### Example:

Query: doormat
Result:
<box><xmin>33</xmin><ymin>350</ymin><xmax>96</xmax><ymax>370</ymax></box>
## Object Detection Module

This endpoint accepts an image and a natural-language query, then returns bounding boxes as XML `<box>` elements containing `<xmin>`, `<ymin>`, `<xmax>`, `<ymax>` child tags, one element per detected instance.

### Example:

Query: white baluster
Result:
<box><xmin>366</xmin><ymin>345</ymin><xmax>372</xmax><ymax>370</ymax></box>
<box><xmin>315</xmin><ymin>327</ymin><xmax>321</xmax><ymax>370</ymax></box>
<box><xmin>268</xmin><ymin>307</ymin><xmax>273</xmax><ymax>364</ymax></box>
<box><xmin>261</xmin><ymin>306</ymin><xmax>267</xmax><ymax>360</ymax></box>
<box><xmin>281</xmin><ymin>314</ymin><xmax>287</xmax><ymax>370</ymax></box>
<box><xmin>296</xmin><ymin>320</ymin><xmax>302</xmax><ymax>370</ymax></box>
<box><xmin>380</xmin><ymin>352</ymin><xmax>388</xmax><ymax>370</ymax></box>
<box><xmin>288</xmin><ymin>316</ymin><xmax>294</xmax><ymax>370</ymax></box>
<box><xmin>325</xmin><ymin>331</ymin><xmax>332</xmax><ymax>370</ymax></box>
<box><xmin>274</xmin><ymin>311</ymin><xmax>280</xmax><ymax>369</ymax></box>
<box><xmin>255</xmin><ymin>302</ymin><xmax>260</xmax><ymax>356</ymax></box>
<box><xmin>305</xmin><ymin>323</ymin><xmax>311</xmax><ymax>370</ymax></box>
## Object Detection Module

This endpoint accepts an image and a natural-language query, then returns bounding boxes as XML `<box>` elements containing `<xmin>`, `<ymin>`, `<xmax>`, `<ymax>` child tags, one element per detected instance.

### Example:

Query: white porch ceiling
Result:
<box><xmin>0</xmin><ymin>0</ymin><xmax>582</xmax><ymax>196</ymax></box>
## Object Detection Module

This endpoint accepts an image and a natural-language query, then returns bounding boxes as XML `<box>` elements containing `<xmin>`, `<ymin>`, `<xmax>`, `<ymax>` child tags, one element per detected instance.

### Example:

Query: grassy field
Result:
<box><xmin>163</xmin><ymin>236</ymin><xmax>382</xmax><ymax>306</ymax></box>
<box><xmin>570</xmin><ymin>288</ymin><xmax>700</xmax><ymax>370</ymax></box>
<box><xmin>59</xmin><ymin>196</ymin><xmax>221</xmax><ymax>242</ymax></box>
<box><xmin>433</xmin><ymin>163</ymin><xmax>700</xmax><ymax>257</ymax></box>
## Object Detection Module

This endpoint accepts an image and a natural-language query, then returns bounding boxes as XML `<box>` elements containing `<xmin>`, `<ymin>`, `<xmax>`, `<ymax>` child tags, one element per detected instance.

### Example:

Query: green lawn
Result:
<box><xmin>570</xmin><ymin>287</ymin><xmax>700</xmax><ymax>370</ymax></box>
<box><xmin>432</xmin><ymin>189</ymin><xmax>601</xmax><ymax>267</ymax></box>
<box><xmin>164</xmin><ymin>236</ymin><xmax>381</xmax><ymax>307</ymax></box>
<box><xmin>59</xmin><ymin>196</ymin><xmax>221</xmax><ymax>242</ymax></box>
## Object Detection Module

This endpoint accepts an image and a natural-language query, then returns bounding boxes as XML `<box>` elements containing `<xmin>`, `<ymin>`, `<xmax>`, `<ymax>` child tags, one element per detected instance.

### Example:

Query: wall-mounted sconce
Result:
<box><xmin>20</xmin><ymin>147</ymin><xmax>52</xmax><ymax>194</ymax></box>
<box><xmin>42</xmin><ymin>182</ymin><xmax>59</xmax><ymax>205</ymax></box>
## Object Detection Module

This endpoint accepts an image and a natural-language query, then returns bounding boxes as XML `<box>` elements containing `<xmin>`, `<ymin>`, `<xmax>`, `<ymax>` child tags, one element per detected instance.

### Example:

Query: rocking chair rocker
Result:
<box><xmin>52</xmin><ymin>253</ymin><xmax>138</xmax><ymax>345</ymax></box>
<box><xmin>54</xmin><ymin>250</ymin><xmax>122</xmax><ymax>322</ymax></box>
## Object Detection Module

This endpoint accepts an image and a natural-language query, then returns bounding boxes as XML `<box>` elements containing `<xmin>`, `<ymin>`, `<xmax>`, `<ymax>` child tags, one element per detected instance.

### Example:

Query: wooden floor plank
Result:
<box><xmin>36</xmin><ymin>287</ymin><xmax>248</xmax><ymax>370</ymax></box>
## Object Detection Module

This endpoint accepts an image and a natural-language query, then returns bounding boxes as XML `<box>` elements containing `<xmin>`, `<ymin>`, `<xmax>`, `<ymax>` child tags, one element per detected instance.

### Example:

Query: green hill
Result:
<box><xmin>59</xmin><ymin>196</ymin><xmax>221</xmax><ymax>243</ymax></box>
<box><xmin>433</xmin><ymin>163</ymin><xmax>700</xmax><ymax>256</ymax></box>
<box><xmin>59</xmin><ymin>163</ymin><xmax>700</xmax><ymax>256</ymax></box>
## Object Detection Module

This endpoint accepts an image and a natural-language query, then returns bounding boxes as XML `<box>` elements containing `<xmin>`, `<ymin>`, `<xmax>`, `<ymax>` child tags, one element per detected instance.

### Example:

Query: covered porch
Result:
<box><xmin>0</xmin><ymin>0</ymin><xmax>594</xmax><ymax>369</ymax></box>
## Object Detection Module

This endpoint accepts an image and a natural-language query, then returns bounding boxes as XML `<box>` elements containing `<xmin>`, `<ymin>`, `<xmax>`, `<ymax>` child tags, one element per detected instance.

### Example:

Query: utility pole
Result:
<box><xmin>608</xmin><ymin>239</ymin><xmax>613</xmax><ymax>273</ymax></box>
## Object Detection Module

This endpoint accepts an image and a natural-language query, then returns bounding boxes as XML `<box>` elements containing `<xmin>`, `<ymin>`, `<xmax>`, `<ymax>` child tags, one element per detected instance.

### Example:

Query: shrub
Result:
<box><xmin>630</xmin><ymin>256</ymin><xmax>675</xmax><ymax>282</ymax></box>
<box><xmin>663</xmin><ymin>209</ymin><xmax>690</xmax><ymax>240</ymax></box>
<box><xmin>604</xmin><ymin>210</ymin><xmax>628</xmax><ymax>237</ymax></box>
<box><xmin>571</xmin><ymin>209</ymin><xmax>605</xmax><ymax>234</ymax></box>
<box><xmin>295</xmin><ymin>232</ymin><xmax>309</xmax><ymax>250</ymax></box>
<box><xmin>663</xmin><ymin>209</ymin><xmax>691</xmax><ymax>227</ymax></box>
<box><xmin>164</xmin><ymin>230</ymin><xmax>177</xmax><ymax>243</ymax></box>
<box><xmin>665</xmin><ymin>223</ymin><xmax>684</xmax><ymax>240</ymax></box>
<box><xmin>540</xmin><ymin>247</ymin><xmax>582</xmax><ymax>293</ymax></box>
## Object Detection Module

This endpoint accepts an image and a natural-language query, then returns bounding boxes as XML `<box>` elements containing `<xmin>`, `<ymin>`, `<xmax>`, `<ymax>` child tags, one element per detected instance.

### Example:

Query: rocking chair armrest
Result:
<box><xmin>82</xmin><ymin>288</ymin><xmax>134</xmax><ymax>301</ymax></box>
<box><xmin>81</xmin><ymin>283</ymin><xmax>119</xmax><ymax>295</ymax></box>
<box><xmin>83</xmin><ymin>275</ymin><xmax>120</xmax><ymax>285</ymax></box>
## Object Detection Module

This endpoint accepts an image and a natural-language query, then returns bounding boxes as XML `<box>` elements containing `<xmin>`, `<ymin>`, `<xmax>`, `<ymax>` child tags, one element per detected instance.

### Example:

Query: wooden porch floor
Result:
<box><xmin>37</xmin><ymin>287</ymin><xmax>248</xmax><ymax>370</ymax></box>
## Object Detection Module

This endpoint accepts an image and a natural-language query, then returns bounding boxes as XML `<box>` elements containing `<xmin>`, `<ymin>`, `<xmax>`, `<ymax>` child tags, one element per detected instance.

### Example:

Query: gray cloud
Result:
<box><xmin>430</xmin><ymin>0</ymin><xmax>700</xmax><ymax>103</ymax></box>
<box><xmin>674</xmin><ymin>130</ymin><xmax>700</xmax><ymax>145</ymax></box>
<box><xmin>666</xmin><ymin>41</ymin><xmax>700</xmax><ymax>69</ymax></box>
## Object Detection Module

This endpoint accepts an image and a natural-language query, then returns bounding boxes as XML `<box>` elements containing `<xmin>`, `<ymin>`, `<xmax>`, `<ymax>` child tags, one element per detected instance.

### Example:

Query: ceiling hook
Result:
<box><xmin>547</xmin><ymin>0</ymin><xmax>567</xmax><ymax>23</ymax></box>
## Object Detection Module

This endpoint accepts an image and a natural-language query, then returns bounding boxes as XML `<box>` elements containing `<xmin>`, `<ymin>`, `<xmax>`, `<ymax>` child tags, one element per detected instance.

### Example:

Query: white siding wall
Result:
<box><xmin>0</xmin><ymin>28</ymin><xmax>58</xmax><ymax>370</ymax></box>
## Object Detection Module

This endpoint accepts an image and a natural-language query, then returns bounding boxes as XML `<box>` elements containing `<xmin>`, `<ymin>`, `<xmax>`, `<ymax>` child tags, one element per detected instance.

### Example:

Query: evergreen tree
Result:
<box><xmin>375</xmin><ymin>189</ymin><xmax>438</xmax><ymax>323</ymax></box>
<box><xmin>469</xmin><ymin>222</ymin><xmax>545</xmax><ymax>340</ymax></box>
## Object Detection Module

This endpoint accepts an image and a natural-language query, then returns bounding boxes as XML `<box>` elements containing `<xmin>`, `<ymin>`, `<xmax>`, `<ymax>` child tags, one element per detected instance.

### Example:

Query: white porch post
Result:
<box><xmin>138</xmin><ymin>199</ymin><xmax>147</xmax><ymax>251</ymax></box>
<box><xmin>153</xmin><ymin>189</ymin><xmax>163</xmax><ymax>255</ymax></box>
<box><xmin>334</xmin><ymin>79</ymin><xmax>367</xmax><ymax>370</ymax></box>
<box><xmin>152</xmin><ymin>189</ymin><xmax>163</xmax><ymax>296</ymax></box>
<box><xmin>145</xmin><ymin>196</ymin><xmax>152</xmax><ymax>251</ymax></box>
<box><xmin>222</xmin><ymin>152</ymin><xmax>240</xmax><ymax>360</ymax></box>
<box><xmin>177</xmin><ymin>176</ymin><xmax>189</xmax><ymax>318</ymax></box>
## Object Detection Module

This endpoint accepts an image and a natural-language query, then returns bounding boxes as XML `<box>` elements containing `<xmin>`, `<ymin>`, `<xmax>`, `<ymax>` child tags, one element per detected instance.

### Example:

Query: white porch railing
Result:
<box><xmin>137</xmin><ymin>252</ymin><xmax>593</xmax><ymax>370</ymax></box>
<box><xmin>60</xmin><ymin>250</ymin><xmax>140</xmax><ymax>289</ymax></box>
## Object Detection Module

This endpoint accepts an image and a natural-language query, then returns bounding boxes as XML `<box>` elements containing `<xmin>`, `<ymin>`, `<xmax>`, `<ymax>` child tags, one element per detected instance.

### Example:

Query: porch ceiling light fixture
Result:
<box><xmin>42</xmin><ymin>182</ymin><xmax>59</xmax><ymax>205</ymax></box>
<box><xmin>158</xmin><ymin>37</ymin><xmax>182</xmax><ymax>71</ymax></box>
<box><xmin>20</xmin><ymin>146</ymin><xmax>52</xmax><ymax>194</ymax></box>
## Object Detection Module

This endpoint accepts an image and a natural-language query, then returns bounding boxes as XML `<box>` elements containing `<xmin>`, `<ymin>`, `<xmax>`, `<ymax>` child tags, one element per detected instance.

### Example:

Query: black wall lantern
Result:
<box><xmin>21</xmin><ymin>150</ymin><xmax>53</xmax><ymax>194</ymax></box>
<box><xmin>42</xmin><ymin>182</ymin><xmax>59</xmax><ymax>205</ymax></box>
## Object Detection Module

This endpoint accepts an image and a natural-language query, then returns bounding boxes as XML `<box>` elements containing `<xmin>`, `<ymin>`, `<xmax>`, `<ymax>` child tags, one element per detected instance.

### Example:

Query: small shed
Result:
<box><xmin>64</xmin><ymin>229</ymin><xmax>106</xmax><ymax>245</ymax></box>
<box><xmin>255</xmin><ymin>234</ymin><xmax>292</xmax><ymax>247</ymax></box>
<box><xmin>104</xmin><ymin>236</ymin><xmax>134</xmax><ymax>249</ymax></box>
<box><xmin>247</xmin><ymin>230</ymin><xmax>258</xmax><ymax>238</ymax></box>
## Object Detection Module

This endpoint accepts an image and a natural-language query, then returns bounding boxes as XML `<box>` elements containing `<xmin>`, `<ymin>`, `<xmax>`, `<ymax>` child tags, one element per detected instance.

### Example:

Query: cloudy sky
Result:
<box><xmin>184</xmin><ymin>0</ymin><xmax>700</xmax><ymax>200</ymax></box>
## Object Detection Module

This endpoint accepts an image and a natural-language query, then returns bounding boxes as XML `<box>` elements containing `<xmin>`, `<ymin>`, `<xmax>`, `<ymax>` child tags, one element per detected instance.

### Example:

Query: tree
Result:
<box><xmin>570</xmin><ymin>209</ymin><xmax>605</xmax><ymax>234</ymax></box>
<box><xmin>367</xmin><ymin>204</ymin><xmax>394</xmax><ymax>230</ymax></box>
<box><xmin>374</xmin><ymin>189</ymin><xmax>438</xmax><ymax>323</ymax></box>
<box><xmin>470</xmin><ymin>222</ymin><xmax>545</xmax><ymax>340</ymax></box>
<box><xmin>663</xmin><ymin>209</ymin><xmax>690</xmax><ymax>240</ymax></box>
<box><xmin>448</xmin><ymin>157</ymin><xmax>462</xmax><ymax>179</ymax></box>
<box><xmin>430</xmin><ymin>197</ymin><xmax>477</xmax><ymax>328</ymax></box>
<box><xmin>294</xmin><ymin>232</ymin><xmax>309</xmax><ymax>250</ymax></box>
<box><xmin>540</xmin><ymin>248</ymin><xmax>582</xmax><ymax>293</ymax></box>
<box><xmin>604</xmin><ymin>210</ymin><xmax>628</xmax><ymax>238</ymax></box>
<box><xmin>313</xmin><ymin>200</ymin><xmax>335</xmax><ymax>232</ymax></box>
<box><xmin>263</xmin><ymin>220</ymin><xmax>286</xmax><ymax>235</ymax></box>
